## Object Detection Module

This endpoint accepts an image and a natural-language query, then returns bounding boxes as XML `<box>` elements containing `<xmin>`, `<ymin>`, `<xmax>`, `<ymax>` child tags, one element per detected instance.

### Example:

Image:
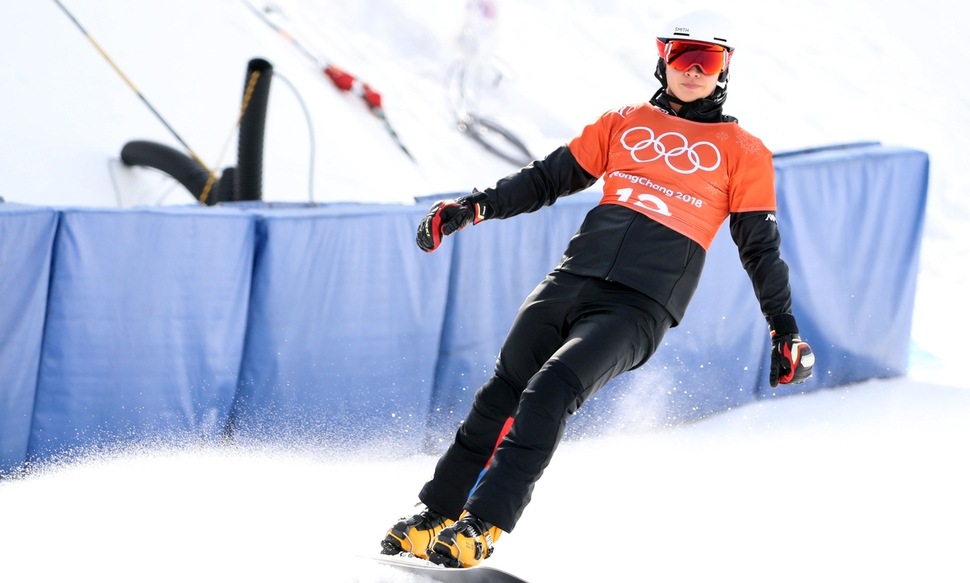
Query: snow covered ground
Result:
<box><xmin>1</xmin><ymin>378</ymin><xmax>967</xmax><ymax>582</ymax></box>
<box><xmin>2</xmin><ymin>1</ymin><xmax>969</xmax><ymax>581</ymax></box>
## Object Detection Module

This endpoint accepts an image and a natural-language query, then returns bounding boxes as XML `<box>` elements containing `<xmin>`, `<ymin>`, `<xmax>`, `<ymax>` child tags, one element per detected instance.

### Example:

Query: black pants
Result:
<box><xmin>419</xmin><ymin>271</ymin><xmax>673</xmax><ymax>532</ymax></box>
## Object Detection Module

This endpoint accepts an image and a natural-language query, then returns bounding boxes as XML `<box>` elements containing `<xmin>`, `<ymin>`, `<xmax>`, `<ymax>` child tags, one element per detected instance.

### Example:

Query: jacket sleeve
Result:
<box><xmin>475</xmin><ymin>145</ymin><xmax>597</xmax><ymax>220</ymax></box>
<box><xmin>729</xmin><ymin>211</ymin><xmax>794</xmax><ymax>321</ymax></box>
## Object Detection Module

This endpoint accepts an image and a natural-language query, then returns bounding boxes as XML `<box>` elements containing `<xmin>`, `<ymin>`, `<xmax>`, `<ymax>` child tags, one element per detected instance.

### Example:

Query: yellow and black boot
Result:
<box><xmin>381</xmin><ymin>505</ymin><xmax>455</xmax><ymax>559</ymax></box>
<box><xmin>428</xmin><ymin>511</ymin><xmax>503</xmax><ymax>568</ymax></box>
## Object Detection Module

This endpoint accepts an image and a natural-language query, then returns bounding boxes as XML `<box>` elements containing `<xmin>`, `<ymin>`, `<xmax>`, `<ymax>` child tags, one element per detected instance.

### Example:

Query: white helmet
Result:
<box><xmin>652</xmin><ymin>10</ymin><xmax>735</xmax><ymax>108</ymax></box>
<box><xmin>657</xmin><ymin>10</ymin><xmax>735</xmax><ymax>51</ymax></box>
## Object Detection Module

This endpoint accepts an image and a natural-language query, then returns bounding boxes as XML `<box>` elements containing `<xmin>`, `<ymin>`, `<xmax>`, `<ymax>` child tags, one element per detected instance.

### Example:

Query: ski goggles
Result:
<box><xmin>656</xmin><ymin>39</ymin><xmax>732</xmax><ymax>75</ymax></box>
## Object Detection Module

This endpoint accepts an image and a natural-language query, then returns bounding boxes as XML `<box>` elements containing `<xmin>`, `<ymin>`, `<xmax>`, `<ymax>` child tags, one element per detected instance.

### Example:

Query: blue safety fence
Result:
<box><xmin>225</xmin><ymin>203</ymin><xmax>451</xmax><ymax>447</ymax></box>
<box><xmin>0</xmin><ymin>142</ymin><xmax>929</xmax><ymax>474</ymax></box>
<box><xmin>772</xmin><ymin>144</ymin><xmax>929</xmax><ymax>391</ymax></box>
<box><xmin>27</xmin><ymin>207</ymin><xmax>255</xmax><ymax>463</ymax></box>
<box><xmin>0</xmin><ymin>205</ymin><xmax>58</xmax><ymax>472</ymax></box>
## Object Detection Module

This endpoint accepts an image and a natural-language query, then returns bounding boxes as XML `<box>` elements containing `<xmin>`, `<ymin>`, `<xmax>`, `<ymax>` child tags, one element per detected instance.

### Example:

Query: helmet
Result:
<box><xmin>656</xmin><ymin>9</ymin><xmax>735</xmax><ymax>51</ymax></box>
<box><xmin>653</xmin><ymin>9</ymin><xmax>735</xmax><ymax>104</ymax></box>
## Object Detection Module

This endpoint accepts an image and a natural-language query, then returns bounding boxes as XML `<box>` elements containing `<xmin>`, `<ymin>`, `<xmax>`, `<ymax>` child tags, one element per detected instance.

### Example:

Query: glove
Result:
<box><xmin>416</xmin><ymin>190</ymin><xmax>488</xmax><ymax>253</ymax></box>
<box><xmin>768</xmin><ymin>314</ymin><xmax>815</xmax><ymax>388</ymax></box>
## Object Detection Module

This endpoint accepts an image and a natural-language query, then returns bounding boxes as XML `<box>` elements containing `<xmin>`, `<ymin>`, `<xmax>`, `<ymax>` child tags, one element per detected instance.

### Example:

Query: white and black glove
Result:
<box><xmin>768</xmin><ymin>314</ymin><xmax>815</xmax><ymax>387</ymax></box>
<box><xmin>415</xmin><ymin>190</ymin><xmax>487</xmax><ymax>253</ymax></box>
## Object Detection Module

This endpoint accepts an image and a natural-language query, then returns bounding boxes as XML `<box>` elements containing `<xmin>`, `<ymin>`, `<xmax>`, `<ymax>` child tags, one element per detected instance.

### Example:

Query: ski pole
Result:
<box><xmin>51</xmin><ymin>0</ymin><xmax>215</xmax><ymax>180</ymax></box>
<box><xmin>241</xmin><ymin>0</ymin><xmax>415</xmax><ymax>162</ymax></box>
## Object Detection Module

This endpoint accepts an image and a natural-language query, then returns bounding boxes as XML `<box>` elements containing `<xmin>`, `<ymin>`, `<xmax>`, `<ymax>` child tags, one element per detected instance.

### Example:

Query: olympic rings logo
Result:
<box><xmin>620</xmin><ymin>126</ymin><xmax>721</xmax><ymax>174</ymax></box>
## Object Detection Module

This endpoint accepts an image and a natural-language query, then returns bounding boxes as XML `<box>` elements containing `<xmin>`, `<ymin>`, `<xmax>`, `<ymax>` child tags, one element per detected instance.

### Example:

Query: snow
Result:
<box><xmin>2</xmin><ymin>1</ymin><xmax>969</xmax><ymax>581</ymax></box>
<box><xmin>1</xmin><ymin>379</ymin><xmax>968</xmax><ymax>582</ymax></box>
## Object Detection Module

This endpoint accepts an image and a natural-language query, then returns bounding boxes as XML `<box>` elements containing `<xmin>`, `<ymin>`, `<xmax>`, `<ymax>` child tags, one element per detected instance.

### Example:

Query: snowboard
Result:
<box><xmin>372</xmin><ymin>554</ymin><xmax>529</xmax><ymax>583</ymax></box>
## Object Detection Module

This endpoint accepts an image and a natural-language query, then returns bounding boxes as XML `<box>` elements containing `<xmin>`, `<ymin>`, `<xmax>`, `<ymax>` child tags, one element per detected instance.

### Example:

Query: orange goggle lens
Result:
<box><xmin>656</xmin><ymin>40</ymin><xmax>731</xmax><ymax>75</ymax></box>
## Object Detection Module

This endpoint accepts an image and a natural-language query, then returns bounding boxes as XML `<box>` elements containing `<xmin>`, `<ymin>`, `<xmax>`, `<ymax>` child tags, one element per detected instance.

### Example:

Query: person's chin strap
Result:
<box><xmin>649</xmin><ymin>88</ymin><xmax>731</xmax><ymax>123</ymax></box>
<box><xmin>651</xmin><ymin>58</ymin><xmax>731</xmax><ymax>123</ymax></box>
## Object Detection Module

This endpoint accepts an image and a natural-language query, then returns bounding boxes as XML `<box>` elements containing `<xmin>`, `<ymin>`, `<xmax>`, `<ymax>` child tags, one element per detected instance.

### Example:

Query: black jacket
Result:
<box><xmin>474</xmin><ymin>100</ymin><xmax>793</xmax><ymax>326</ymax></box>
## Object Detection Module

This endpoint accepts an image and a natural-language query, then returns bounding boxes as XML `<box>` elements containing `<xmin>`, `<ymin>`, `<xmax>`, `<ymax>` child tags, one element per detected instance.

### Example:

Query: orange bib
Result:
<box><xmin>568</xmin><ymin>104</ymin><xmax>776</xmax><ymax>250</ymax></box>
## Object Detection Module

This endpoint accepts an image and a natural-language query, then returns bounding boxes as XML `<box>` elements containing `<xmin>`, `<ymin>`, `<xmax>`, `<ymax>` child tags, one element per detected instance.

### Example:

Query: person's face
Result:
<box><xmin>665</xmin><ymin>62</ymin><xmax>719</xmax><ymax>103</ymax></box>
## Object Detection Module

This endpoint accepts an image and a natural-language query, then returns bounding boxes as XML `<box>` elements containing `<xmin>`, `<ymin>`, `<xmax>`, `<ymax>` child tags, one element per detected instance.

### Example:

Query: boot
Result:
<box><xmin>381</xmin><ymin>505</ymin><xmax>455</xmax><ymax>559</ymax></box>
<box><xmin>428</xmin><ymin>510</ymin><xmax>502</xmax><ymax>568</ymax></box>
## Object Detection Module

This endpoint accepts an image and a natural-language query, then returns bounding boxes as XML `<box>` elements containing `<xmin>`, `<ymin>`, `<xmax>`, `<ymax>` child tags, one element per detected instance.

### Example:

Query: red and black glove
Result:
<box><xmin>416</xmin><ymin>190</ymin><xmax>488</xmax><ymax>253</ymax></box>
<box><xmin>768</xmin><ymin>314</ymin><xmax>815</xmax><ymax>387</ymax></box>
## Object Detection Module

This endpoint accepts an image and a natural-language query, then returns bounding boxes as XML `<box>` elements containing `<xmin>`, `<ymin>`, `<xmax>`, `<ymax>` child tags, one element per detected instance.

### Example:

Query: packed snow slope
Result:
<box><xmin>0</xmin><ymin>378</ymin><xmax>968</xmax><ymax>582</ymax></box>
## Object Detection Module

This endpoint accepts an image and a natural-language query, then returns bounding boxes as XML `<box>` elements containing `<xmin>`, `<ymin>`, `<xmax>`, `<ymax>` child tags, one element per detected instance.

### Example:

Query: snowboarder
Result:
<box><xmin>381</xmin><ymin>9</ymin><xmax>814</xmax><ymax>568</ymax></box>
